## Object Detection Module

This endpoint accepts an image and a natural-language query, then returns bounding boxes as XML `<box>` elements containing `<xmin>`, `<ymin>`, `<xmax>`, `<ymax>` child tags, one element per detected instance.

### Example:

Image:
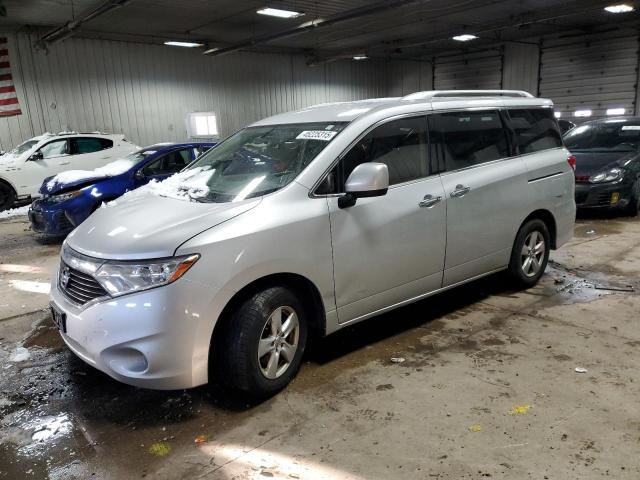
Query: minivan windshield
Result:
<box><xmin>564</xmin><ymin>122</ymin><xmax>640</xmax><ymax>152</ymax></box>
<box><xmin>182</xmin><ymin>122</ymin><xmax>347</xmax><ymax>202</ymax></box>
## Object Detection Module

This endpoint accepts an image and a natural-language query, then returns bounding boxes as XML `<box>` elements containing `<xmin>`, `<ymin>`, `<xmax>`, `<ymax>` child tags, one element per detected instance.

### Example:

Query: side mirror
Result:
<box><xmin>29</xmin><ymin>151</ymin><xmax>44</xmax><ymax>162</ymax></box>
<box><xmin>134</xmin><ymin>169</ymin><xmax>145</xmax><ymax>180</ymax></box>
<box><xmin>338</xmin><ymin>162</ymin><xmax>389</xmax><ymax>209</ymax></box>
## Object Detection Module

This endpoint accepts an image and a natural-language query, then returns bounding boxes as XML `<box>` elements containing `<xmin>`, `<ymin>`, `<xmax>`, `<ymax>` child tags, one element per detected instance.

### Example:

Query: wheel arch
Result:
<box><xmin>520</xmin><ymin>209</ymin><xmax>557</xmax><ymax>249</ymax></box>
<box><xmin>209</xmin><ymin>272</ymin><xmax>327</xmax><ymax>364</ymax></box>
<box><xmin>0</xmin><ymin>175</ymin><xmax>17</xmax><ymax>194</ymax></box>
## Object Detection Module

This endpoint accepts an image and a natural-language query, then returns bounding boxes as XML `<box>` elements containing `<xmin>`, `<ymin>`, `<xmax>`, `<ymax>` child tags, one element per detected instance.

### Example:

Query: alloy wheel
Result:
<box><xmin>521</xmin><ymin>230</ymin><xmax>546</xmax><ymax>277</ymax></box>
<box><xmin>257</xmin><ymin>306</ymin><xmax>300</xmax><ymax>379</ymax></box>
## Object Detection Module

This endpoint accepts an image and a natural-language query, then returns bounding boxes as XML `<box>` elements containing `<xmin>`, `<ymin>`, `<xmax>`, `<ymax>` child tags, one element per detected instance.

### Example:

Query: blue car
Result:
<box><xmin>29</xmin><ymin>142</ymin><xmax>216</xmax><ymax>237</ymax></box>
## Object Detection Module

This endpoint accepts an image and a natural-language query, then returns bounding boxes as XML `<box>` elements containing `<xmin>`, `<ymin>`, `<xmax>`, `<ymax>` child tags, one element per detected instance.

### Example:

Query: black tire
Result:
<box><xmin>626</xmin><ymin>181</ymin><xmax>640</xmax><ymax>217</ymax></box>
<box><xmin>215</xmin><ymin>286</ymin><xmax>308</xmax><ymax>398</ymax></box>
<box><xmin>0</xmin><ymin>181</ymin><xmax>16</xmax><ymax>211</ymax></box>
<box><xmin>508</xmin><ymin>219</ymin><xmax>550</xmax><ymax>288</ymax></box>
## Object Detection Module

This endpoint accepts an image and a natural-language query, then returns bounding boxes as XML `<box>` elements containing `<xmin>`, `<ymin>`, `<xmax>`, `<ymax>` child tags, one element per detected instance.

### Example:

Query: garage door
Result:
<box><xmin>540</xmin><ymin>34</ymin><xmax>639</xmax><ymax>118</ymax></box>
<box><xmin>434</xmin><ymin>50</ymin><xmax>502</xmax><ymax>90</ymax></box>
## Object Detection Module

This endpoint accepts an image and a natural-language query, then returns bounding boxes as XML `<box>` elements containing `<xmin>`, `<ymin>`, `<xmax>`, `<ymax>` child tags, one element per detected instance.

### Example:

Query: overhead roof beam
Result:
<box><xmin>36</xmin><ymin>0</ymin><xmax>133</xmax><ymax>50</ymax></box>
<box><xmin>203</xmin><ymin>0</ymin><xmax>432</xmax><ymax>57</ymax></box>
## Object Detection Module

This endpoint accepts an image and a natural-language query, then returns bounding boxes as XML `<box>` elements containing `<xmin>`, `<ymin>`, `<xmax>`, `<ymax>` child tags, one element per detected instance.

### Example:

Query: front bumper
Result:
<box><xmin>50</xmin><ymin>271</ymin><xmax>216</xmax><ymax>390</ymax></box>
<box><xmin>29</xmin><ymin>198</ymin><xmax>75</xmax><ymax>236</ymax></box>
<box><xmin>574</xmin><ymin>181</ymin><xmax>632</xmax><ymax>210</ymax></box>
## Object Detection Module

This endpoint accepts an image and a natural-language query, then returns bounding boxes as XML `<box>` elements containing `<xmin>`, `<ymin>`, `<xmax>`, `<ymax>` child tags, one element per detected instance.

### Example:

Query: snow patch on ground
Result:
<box><xmin>0</xmin><ymin>205</ymin><xmax>29</xmax><ymax>220</ymax></box>
<box><xmin>9</xmin><ymin>346</ymin><xmax>30</xmax><ymax>362</ymax></box>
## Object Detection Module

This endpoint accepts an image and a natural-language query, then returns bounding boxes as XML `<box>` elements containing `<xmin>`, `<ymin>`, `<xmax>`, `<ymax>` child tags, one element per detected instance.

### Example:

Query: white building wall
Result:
<box><xmin>0</xmin><ymin>33</ymin><xmax>390</xmax><ymax>150</ymax></box>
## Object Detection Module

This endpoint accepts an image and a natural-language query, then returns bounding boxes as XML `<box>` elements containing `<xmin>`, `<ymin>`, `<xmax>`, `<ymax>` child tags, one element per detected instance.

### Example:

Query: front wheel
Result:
<box><xmin>508</xmin><ymin>219</ymin><xmax>550</xmax><ymax>288</ymax></box>
<box><xmin>215</xmin><ymin>286</ymin><xmax>308</xmax><ymax>398</ymax></box>
<box><xmin>626</xmin><ymin>181</ymin><xmax>640</xmax><ymax>217</ymax></box>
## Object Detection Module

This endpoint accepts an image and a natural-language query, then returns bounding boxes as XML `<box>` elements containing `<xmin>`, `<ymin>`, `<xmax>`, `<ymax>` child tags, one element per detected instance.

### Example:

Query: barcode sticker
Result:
<box><xmin>296</xmin><ymin>130</ymin><xmax>338</xmax><ymax>141</ymax></box>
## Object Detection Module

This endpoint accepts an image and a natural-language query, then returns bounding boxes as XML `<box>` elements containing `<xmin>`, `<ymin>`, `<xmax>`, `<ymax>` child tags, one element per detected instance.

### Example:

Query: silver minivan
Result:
<box><xmin>50</xmin><ymin>90</ymin><xmax>575</xmax><ymax>397</ymax></box>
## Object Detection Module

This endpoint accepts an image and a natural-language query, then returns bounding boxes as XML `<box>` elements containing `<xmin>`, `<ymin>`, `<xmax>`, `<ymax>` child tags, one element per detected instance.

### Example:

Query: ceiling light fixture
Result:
<box><xmin>164</xmin><ymin>41</ymin><xmax>204</xmax><ymax>48</ymax></box>
<box><xmin>574</xmin><ymin>109</ymin><xmax>592</xmax><ymax>118</ymax></box>
<box><xmin>257</xmin><ymin>7</ymin><xmax>304</xmax><ymax>18</ymax></box>
<box><xmin>554</xmin><ymin>111</ymin><xmax>562</xmax><ymax>118</ymax></box>
<box><xmin>353</xmin><ymin>55</ymin><xmax>368</xmax><ymax>60</ymax></box>
<box><xmin>604</xmin><ymin>4</ymin><xmax>635</xmax><ymax>13</ymax></box>
<box><xmin>606</xmin><ymin>107</ymin><xmax>626</xmax><ymax>115</ymax></box>
<box><xmin>452</xmin><ymin>34</ymin><xmax>478</xmax><ymax>42</ymax></box>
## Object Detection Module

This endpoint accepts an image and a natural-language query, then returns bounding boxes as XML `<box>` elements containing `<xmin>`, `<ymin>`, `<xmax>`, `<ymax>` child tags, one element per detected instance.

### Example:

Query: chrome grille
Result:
<box><xmin>59</xmin><ymin>262</ymin><xmax>108</xmax><ymax>305</ymax></box>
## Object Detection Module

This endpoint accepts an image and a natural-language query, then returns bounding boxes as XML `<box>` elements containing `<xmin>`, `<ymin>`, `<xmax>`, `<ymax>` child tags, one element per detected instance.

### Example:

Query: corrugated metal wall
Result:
<box><xmin>434</xmin><ymin>50</ymin><xmax>503</xmax><ymax>90</ymax></box>
<box><xmin>387</xmin><ymin>59</ymin><xmax>433</xmax><ymax>96</ymax></box>
<box><xmin>0</xmin><ymin>33</ymin><xmax>390</xmax><ymax>150</ymax></box>
<box><xmin>4</xmin><ymin>28</ymin><xmax>640</xmax><ymax>151</ymax></box>
<box><xmin>540</xmin><ymin>31</ymin><xmax>640</xmax><ymax>118</ymax></box>
<box><xmin>501</xmin><ymin>43</ymin><xmax>540</xmax><ymax>94</ymax></box>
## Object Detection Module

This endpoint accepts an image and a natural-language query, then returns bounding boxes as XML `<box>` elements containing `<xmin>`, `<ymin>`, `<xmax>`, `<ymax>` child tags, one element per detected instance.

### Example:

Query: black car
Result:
<box><xmin>564</xmin><ymin>117</ymin><xmax>640</xmax><ymax>215</ymax></box>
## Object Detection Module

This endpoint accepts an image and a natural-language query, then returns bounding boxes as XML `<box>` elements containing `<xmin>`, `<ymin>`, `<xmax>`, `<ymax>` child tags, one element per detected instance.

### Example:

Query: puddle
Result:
<box><xmin>573</xmin><ymin>219</ymin><xmax>624</xmax><ymax>238</ymax></box>
<box><xmin>544</xmin><ymin>260</ymin><xmax>636</xmax><ymax>304</ymax></box>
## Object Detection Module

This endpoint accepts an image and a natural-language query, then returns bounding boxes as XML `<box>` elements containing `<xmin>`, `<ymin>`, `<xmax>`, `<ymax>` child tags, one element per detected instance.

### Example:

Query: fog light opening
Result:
<box><xmin>105</xmin><ymin>347</ymin><xmax>149</xmax><ymax>374</ymax></box>
<box><xmin>611</xmin><ymin>192</ymin><xmax>620</xmax><ymax>204</ymax></box>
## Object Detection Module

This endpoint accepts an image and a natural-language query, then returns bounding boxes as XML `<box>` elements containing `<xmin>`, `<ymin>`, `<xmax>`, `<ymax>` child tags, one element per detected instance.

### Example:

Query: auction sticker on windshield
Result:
<box><xmin>296</xmin><ymin>130</ymin><xmax>338</xmax><ymax>141</ymax></box>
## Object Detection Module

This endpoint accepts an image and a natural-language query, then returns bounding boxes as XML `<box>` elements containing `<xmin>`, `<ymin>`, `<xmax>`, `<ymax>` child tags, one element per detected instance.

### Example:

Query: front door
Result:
<box><xmin>21</xmin><ymin>138</ymin><xmax>72</xmax><ymax>195</ymax></box>
<box><xmin>428</xmin><ymin>110</ymin><xmax>530</xmax><ymax>286</ymax></box>
<box><xmin>322</xmin><ymin>115</ymin><xmax>447</xmax><ymax>324</ymax></box>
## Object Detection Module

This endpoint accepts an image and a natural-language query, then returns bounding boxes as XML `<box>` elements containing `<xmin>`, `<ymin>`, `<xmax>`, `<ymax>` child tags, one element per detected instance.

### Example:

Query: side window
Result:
<box><xmin>72</xmin><ymin>137</ymin><xmax>111</xmax><ymax>155</ymax></box>
<box><xmin>428</xmin><ymin>110</ymin><xmax>510</xmax><ymax>172</ymax></box>
<box><xmin>100</xmin><ymin>138</ymin><xmax>114</xmax><ymax>150</ymax></box>
<box><xmin>317</xmin><ymin>116</ymin><xmax>429</xmax><ymax>194</ymax></box>
<box><xmin>39</xmin><ymin>139</ymin><xmax>69</xmax><ymax>158</ymax></box>
<box><xmin>142</xmin><ymin>149</ymin><xmax>191</xmax><ymax>176</ymax></box>
<box><xmin>507</xmin><ymin>109</ymin><xmax>563</xmax><ymax>154</ymax></box>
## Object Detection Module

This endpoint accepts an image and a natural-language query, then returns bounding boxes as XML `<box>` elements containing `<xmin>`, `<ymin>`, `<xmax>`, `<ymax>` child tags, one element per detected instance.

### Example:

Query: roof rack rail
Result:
<box><xmin>403</xmin><ymin>90</ymin><xmax>535</xmax><ymax>100</ymax></box>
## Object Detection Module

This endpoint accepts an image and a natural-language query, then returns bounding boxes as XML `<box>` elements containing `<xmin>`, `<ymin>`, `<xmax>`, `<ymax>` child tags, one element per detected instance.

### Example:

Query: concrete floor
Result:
<box><xmin>1</xmin><ymin>213</ymin><xmax>639</xmax><ymax>479</ymax></box>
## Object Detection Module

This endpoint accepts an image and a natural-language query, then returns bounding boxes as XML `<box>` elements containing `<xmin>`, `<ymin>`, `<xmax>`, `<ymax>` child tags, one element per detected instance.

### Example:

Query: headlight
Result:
<box><xmin>589</xmin><ymin>168</ymin><xmax>623</xmax><ymax>183</ymax></box>
<box><xmin>50</xmin><ymin>190</ymin><xmax>82</xmax><ymax>202</ymax></box>
<box><xmin>94</xmin><ymin>254</ymin><xmax>200</xmax><ymax>297</ymax></box>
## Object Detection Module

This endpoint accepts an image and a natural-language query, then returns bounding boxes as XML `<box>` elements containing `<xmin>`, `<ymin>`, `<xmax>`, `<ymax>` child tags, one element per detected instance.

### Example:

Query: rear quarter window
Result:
<box><xmin>507</xmin><ymin>109</ymin><xmax>562</xmax><ymax>154</ymax></box>
<box><xmin>428</xmin><ymin>110</ymin><xmax>510</xmax><ymax>172</ymax></box>
<box><xmin>72</xmin><ymin>137</ymin><xmax>113</xmax><ymax>154</ymax></box>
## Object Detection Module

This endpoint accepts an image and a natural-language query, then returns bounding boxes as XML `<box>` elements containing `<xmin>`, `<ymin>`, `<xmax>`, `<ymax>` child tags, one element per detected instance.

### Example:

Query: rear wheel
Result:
<box><xmin>215</xmin><ymin>286</ymin><xmax>308</xmax><ymax>398</ymax></box>
<box><xmin>508</xmin><ymin>219</ymin><xmax>550</xmax><ymax>288</ymax></box>
<box><xmin>0</xmin><ymin>181</ymin><xmax>15</xmax><ymax>211</ymax></box>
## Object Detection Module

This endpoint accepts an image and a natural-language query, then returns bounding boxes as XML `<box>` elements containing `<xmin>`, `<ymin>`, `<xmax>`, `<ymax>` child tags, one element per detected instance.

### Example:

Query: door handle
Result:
<box><xmin>59</xmin><ymin>161</ymin><xmax>71</xmax><ymax>165</ymax></box>
<box><xmin>419</xmin><ymin>194</ymin><xmax>442</xmax><ymax>208</ymax></box>
<box><xmin>450</xmin><ymin>184</ymin><xmax>470</xmax><ymax>198</ymax></box>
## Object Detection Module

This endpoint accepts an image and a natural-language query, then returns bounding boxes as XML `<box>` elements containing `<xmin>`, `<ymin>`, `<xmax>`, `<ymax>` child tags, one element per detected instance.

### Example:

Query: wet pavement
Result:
<box><xmin>1</xmin><ymin>214</ymin><xmax>640</xmax><ymax>479</ymax></box>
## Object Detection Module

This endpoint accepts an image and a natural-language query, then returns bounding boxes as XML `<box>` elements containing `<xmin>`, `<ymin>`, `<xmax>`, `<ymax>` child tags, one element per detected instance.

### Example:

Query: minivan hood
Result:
<box><xmin>572</xmin><ymin>150</ymin><xmax>638</xmax><ymax>176</ymax></box>
<box><xmin>66</xmin><ymin>194</ymin><xmax>261</xmax><ymax>259</ymax></box>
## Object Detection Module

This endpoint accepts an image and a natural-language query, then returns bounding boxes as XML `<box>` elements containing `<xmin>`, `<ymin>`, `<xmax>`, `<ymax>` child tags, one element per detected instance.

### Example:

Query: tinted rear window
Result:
<box><xmin>507</xmin><ymin>109</ymin><xmax>562</xmax><ymax>154</ymax></box>
<box><xmin>428</xmin><ymin>110</ymin><xmax>509</xmax><ymax>171</ymax></box>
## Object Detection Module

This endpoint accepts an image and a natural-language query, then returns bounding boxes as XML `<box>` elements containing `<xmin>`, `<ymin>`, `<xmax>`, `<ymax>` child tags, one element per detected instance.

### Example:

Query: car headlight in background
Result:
<box><xmin>50</xmin><ymin>190</ymin><xmax>82</xmax><ymax>202</ymax></box>
<box><xmin>589</xmin><ymin>167</ymin><xmax>623</xmax><ymax>183</ymax></box>
<box><xmin>95</xmin><ymin>254</ymin><xmax>200</xmax><ymax>296</ymax></box>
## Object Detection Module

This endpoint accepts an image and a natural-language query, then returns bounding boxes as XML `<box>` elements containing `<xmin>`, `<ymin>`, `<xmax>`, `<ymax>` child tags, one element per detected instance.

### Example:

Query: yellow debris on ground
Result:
<box><xmin>509</xmin><ymin>405</ymin><xmax>532</xmax><ymax>415</ymax></box>
<box><xmin>148</xmin><ymin>442</ymin><xmax>172</xmax><ymax>456</ymax></box>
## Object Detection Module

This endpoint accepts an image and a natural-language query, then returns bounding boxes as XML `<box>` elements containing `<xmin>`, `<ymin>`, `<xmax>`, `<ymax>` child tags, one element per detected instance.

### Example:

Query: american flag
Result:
<box><xmin>0</xmin><ymin>37</ymin><xmax>21</xmax><ymax>117</ymax></box>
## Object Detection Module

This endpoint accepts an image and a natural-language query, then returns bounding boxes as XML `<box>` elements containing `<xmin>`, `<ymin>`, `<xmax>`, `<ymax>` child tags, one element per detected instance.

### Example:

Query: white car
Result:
<box><xmin>0</xmin><ymin>132</ymin><xmax>138</xmax><ymax>210</ymax></box>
